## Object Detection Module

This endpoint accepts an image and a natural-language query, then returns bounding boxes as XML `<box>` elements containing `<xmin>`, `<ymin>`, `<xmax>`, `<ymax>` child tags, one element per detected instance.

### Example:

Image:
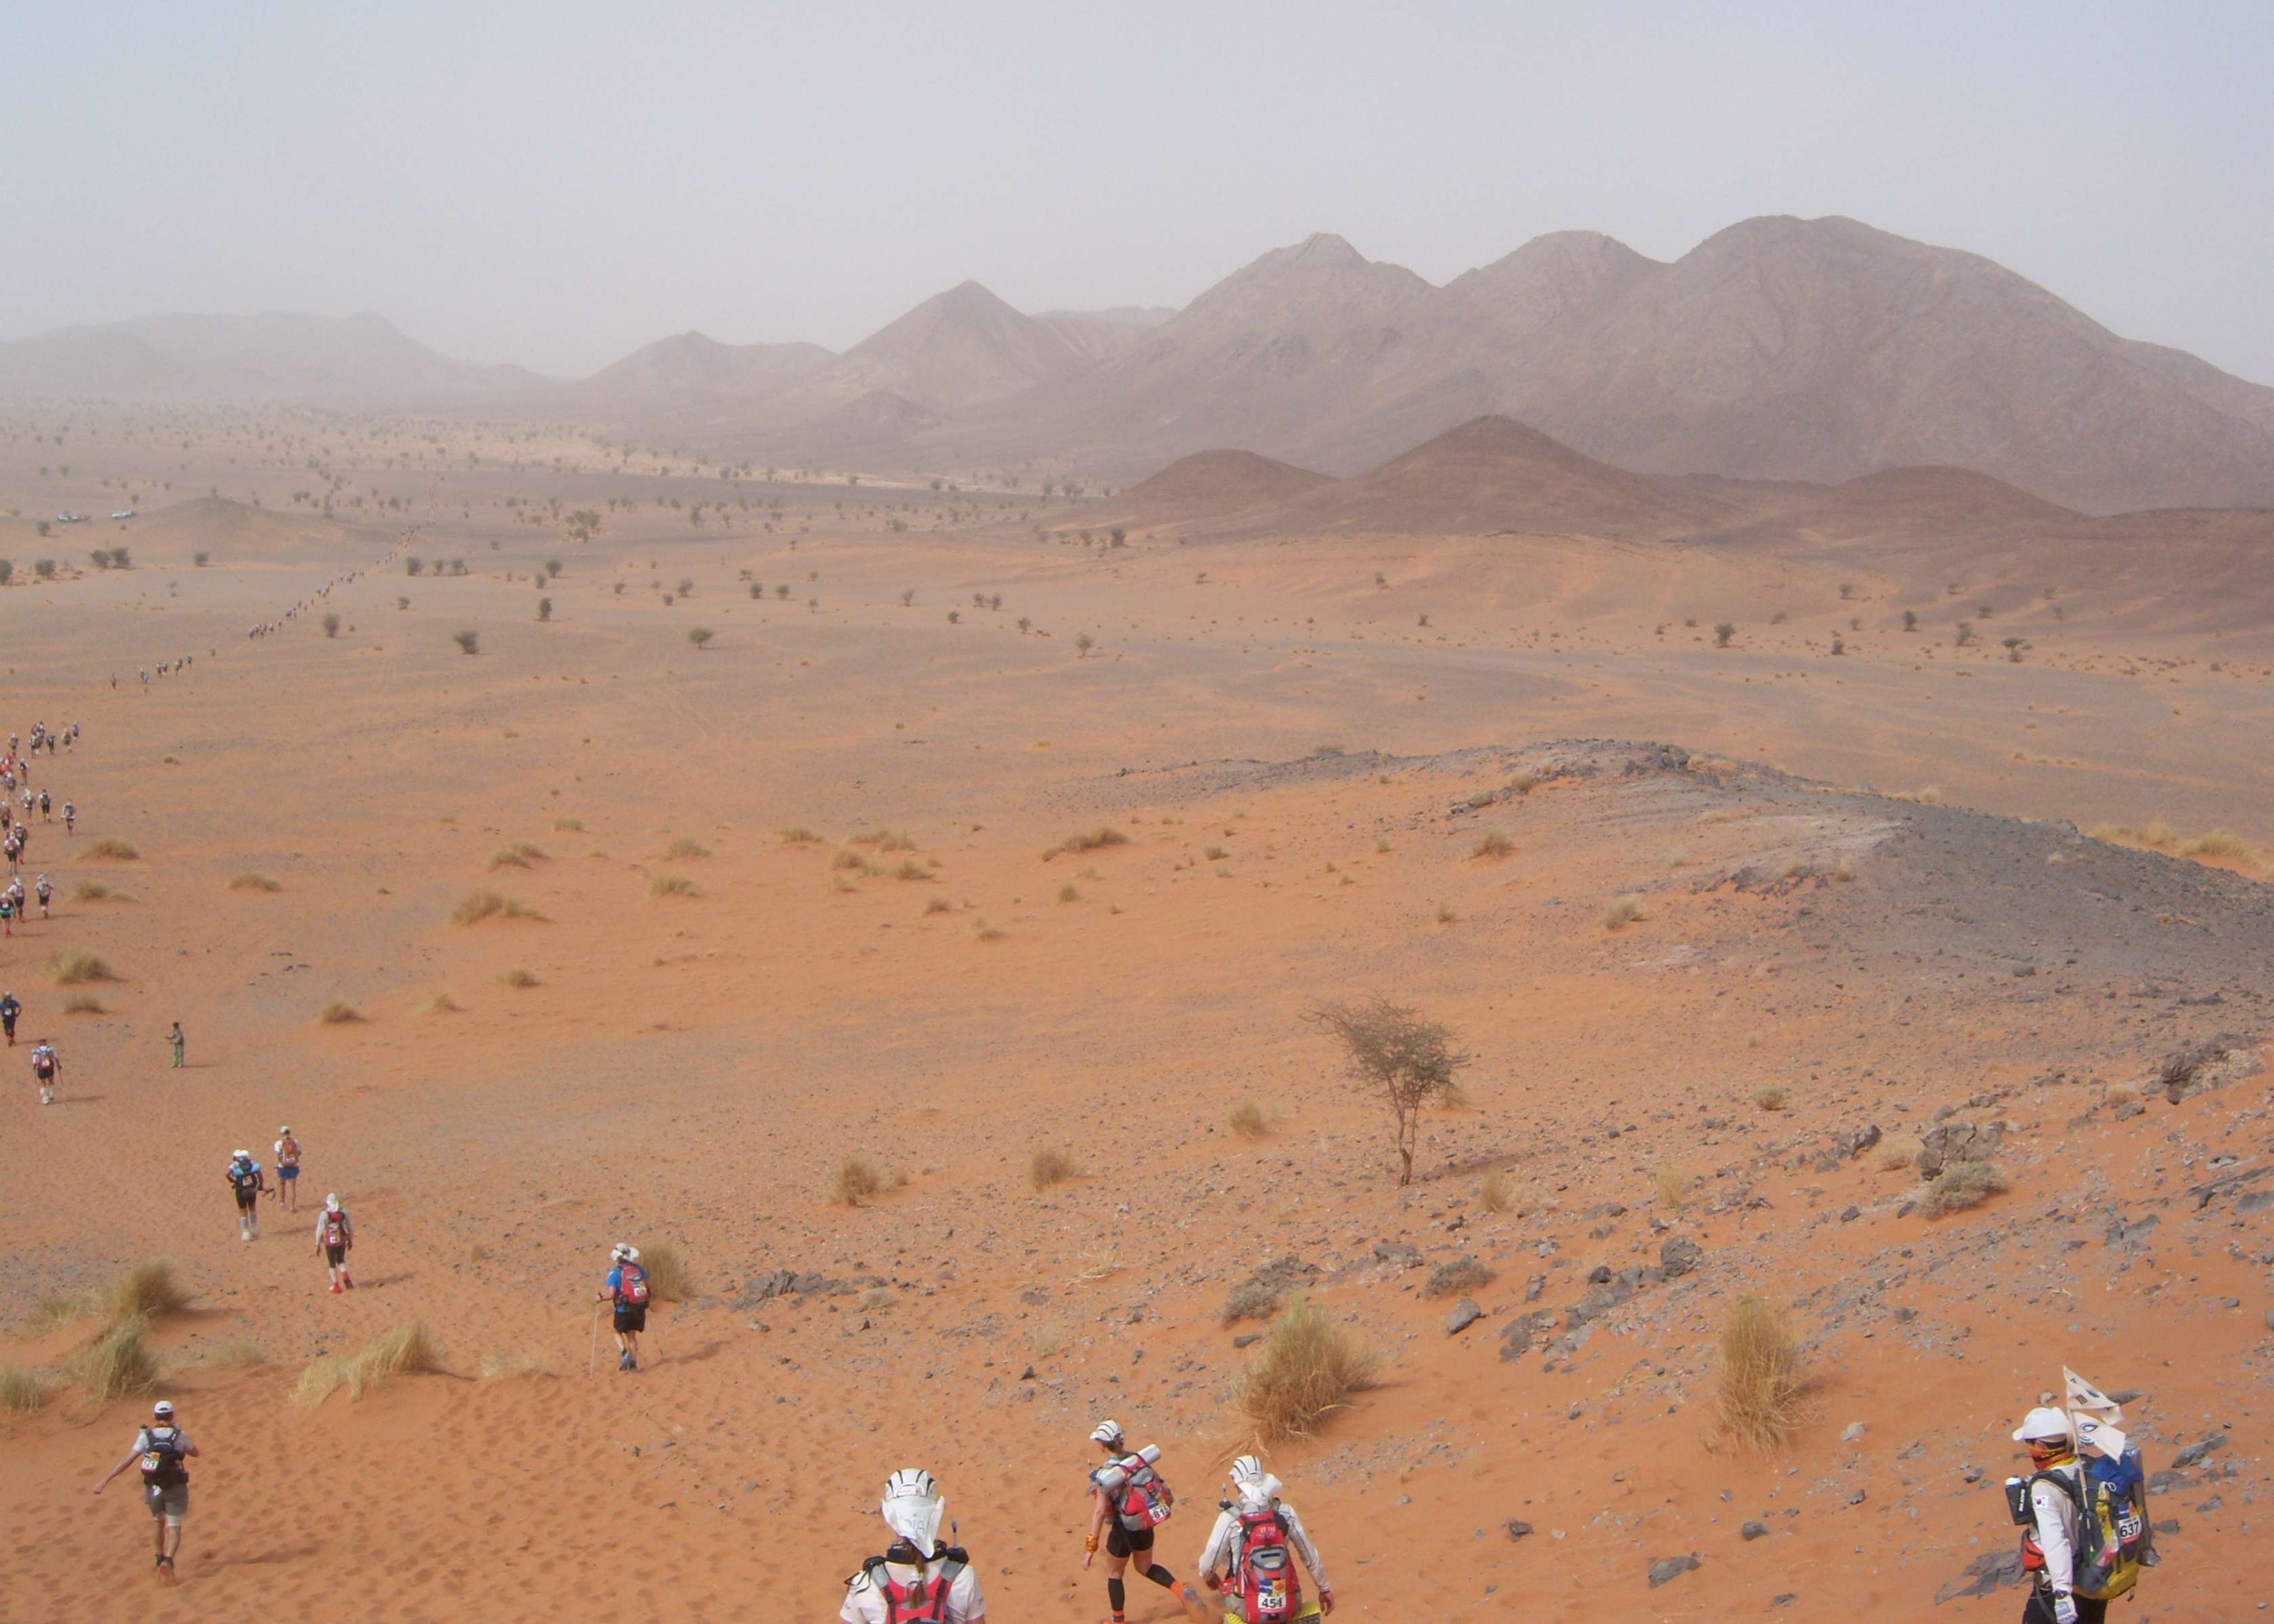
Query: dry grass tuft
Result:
<box><xmin>73</xmin><ymin>880</ymin><xmax>114</xmax><ymax>901</ymax></box>
<box><xmin>1876</xmin><ymin>1135</ymin><xmax>1921</xmax><ymax>1173</ymax></box>
<box><xmin>662</xmin><ymin>837</ymin><xmax>711</xmax><ymax>860</ymax></box>
<box><xmin>1027</xmin><ymin>1146</ymin><xmax>1083</xmax><ymax>1192</ymax></box>
<box><xmin>229</xmin><ymin>872</ymin><xmax>283</xmax><ymax>892</ymax></box>
<box><xmin>499</xmin><ymin>968</ymin><xmax>539</xmax><ymax>989</ymax></box>
<box><xmin>202</xmin><ymin>1336</ymin><xmax>268</xmax><ymax>1368</ymax></box>
<box><xmin>2185</xmin><ymin>828</ymin><xmax>2255</xmax><ymax>861</ymax></box>
<box><xmin>1219</xmin><ymin>1279</ymin><xmax>1282</xmax><ymax>1326</ymax></box>
<box><xmin>488</xmin><ymin>847</ymin><xmax>533</xmax><ymax>870</ymax></box>
<box><xmin>62</xmin><ymin>993</ymin><xmax>106</xmax><ymax>1015</ymax></box>
<box><xmin>778</xmin><ymin>827</ymin><xmax>824</xmax><ymax>844</ymax></box>
<box><xmin>1655</xmin><ymin>1166</ymin><xmax>1694</xmax><ymax>1209</ymax></box>
<box><xmin>922</xmin><ymin>895</ymin><xmax>954</xmax><ymax>916</ymax></box>
<box><xmin>316</xmin><ymin>1000</ymin><xmax>365</xmax><ymax>1026</ymax></box>
<box><xmin>849</xmin><ymin>829</ymin><xmax>916</xmax><ymax>852</ymax></box>
<box><xmin>1043</xmin><ymin>826</ymin><xmax>1130</xmax><ymax>861</ymax></box>
<box><xmin>648</xmin><ymin>874</ymin><xmax>703</xmax><ymax>899</ymax></box>
<box><xmin>1478</xmin><ymin>1169</ymin><xmax>1513</xmax><ymax>1213</ymax></box>
<box><xmin>552</xmin><ymin>817</ymin><xmax>585</xmax><ymax>832</ymax></box>
<box><xmin>0</xmin><ymin>1365</ymin><xmax>52</xmax><ymax>1412</ymax></box>
<box><xmin>1752</xmin><ymin>1086</ymin><xmax>1790</xmax><ymax>1112</ymax></box>
<box><xmin>634</xmin><ymin>1243</ymin><xmax>693</xmax><ymax>1301</ymax></box>
<box><xmin>450</xmin><ymin>890</ymin><xmax>543</xmax><ymax>926</ymax></box>
<box><xmin>1717</xmin><ymin>1296</ymin><xmax>1806</xmax><ymax>1451</ymax></box>
<box><xmin>1234</xmin><ymin>1294</ymin><xmax>1381</xmax><ymax>1446</ymax></box>
<box><xmin>1601</xmin><ymin>894</ymin><xmax>1648</xmax><ymax>931</ymax></box>
<box><xmin>1228</xmin><ymin>1099</ymin><xmax>1269</xmax><ymax>1141</ymax></box>
<box><xmin>972</xmin><ymin>916</ymin><xmax>1005</xmax><ymax>941</ymax></box>
<box><xmin>66</xmin><ymin>1314</ymin><xmax>156</xmax><ymax>1401</ymax></box>
<box><xmin>49</xmin><ymin>949</ymin><xmax>117</xmax><ymax>985</ymax></box>
<box><xmin>106</xmin><ymin>1260</ymin><xmax>192</xmax><ymax>1322</ymax></box>
<box><xmin>1472</xmin><ymin>829</ymin><xmax>1515</xmax><ymax>859</ymax></box>
<box><xmin>419</xmin><ymin>992</ymin><xmax>463</xmax><ymax>1015</ymax></box>
<box><xmin>829</xmin><ymin>1157</ymin><xmax>891</xmax><ymax>1207</ymax></box>
<box><xmin>894</xmin><ymin>859</ymin><xmax>933</xmax><ymax>882</ymax></box>
<box><xmin>1433</xmin><ymin>899</ymin><xmax>1458</xmax><ymax>924</ymax></box>
<box><xmin>87</xmin><ymin>838</ymin><xmax>139</xmax><ymax>860</ymax></box>
<box><xmin>1057</xmin><ymin>882</ymin><xmax>1081</xmax><ymax>903</ymax></box>
<box><xmin>1920</xmin><ymin>1160</ymin><xmax>2008</xmax><ymax>1218</ymax></box>
<box><xmin>296</xmin><ymin>1322</ymin><xmax>445</xmax><ymax>1405</ymax></box>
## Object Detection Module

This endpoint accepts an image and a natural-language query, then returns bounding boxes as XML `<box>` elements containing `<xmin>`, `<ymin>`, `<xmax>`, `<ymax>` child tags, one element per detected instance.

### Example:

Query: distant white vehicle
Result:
<box><xmin>55</xmin><ymin>512</ymin><xmax>86</xmax><ymax>524</ymax></box>
<box><xmin>110</xmin><ymin>509</ymin><xmax>137</xmax><ymax>520</ymax></box>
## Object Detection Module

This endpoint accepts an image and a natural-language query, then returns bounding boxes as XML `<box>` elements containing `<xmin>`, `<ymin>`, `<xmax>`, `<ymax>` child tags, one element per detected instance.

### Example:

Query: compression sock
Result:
<box><xmin>1142</xmin><ymin>1564</ymin><xmax>1183</xmax><ymax>1594</ymax></box>
<box><xmin>1107</xmin><ymin>1577</ymin><xmax>1125</xmax><ymax>1618</ymax></box>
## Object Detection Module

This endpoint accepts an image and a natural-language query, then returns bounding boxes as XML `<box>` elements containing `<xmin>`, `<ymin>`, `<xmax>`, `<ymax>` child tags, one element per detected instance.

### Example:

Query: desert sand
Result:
<box><xmin>0</xmin><ymin>405</ymin><xmax>2267</xmax><ymax>1624</ymax></box>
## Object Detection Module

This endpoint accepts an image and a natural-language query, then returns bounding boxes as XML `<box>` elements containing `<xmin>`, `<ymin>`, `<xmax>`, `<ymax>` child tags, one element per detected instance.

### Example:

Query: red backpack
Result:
<box><xmin>1109</xmin><ymin>1453</ymin><xmax>1174</xmax><ymax>1530</ymax></box>
<box><xmin>1236</xmin><ymin>1505</ymin><xmax>1303</xmax><ymax>1621</ymax></box>
<box><xmin>323</xmin><ymin>1210</ymin><xmax>350</xmax><ymax>1248</ymax></box>
<box><xmin>617</xmin><ymin>1264</ymin><xmax>650</xmax><ymax>1305</ymax></box>
<box><xmin>860</xmin><ymin>1551</ymin><xmax>968</xmax><ymax>1623</ymax></box>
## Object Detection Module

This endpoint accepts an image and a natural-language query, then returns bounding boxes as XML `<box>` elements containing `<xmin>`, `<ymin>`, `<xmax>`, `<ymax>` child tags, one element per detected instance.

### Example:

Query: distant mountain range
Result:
<box><xmin>6</xmin><ymin>217</ymin><xmax>2272</xmax><ymax>512</ymax></box>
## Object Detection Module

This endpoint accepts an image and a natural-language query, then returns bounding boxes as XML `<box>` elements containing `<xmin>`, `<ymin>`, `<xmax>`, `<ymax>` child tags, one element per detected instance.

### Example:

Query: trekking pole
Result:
<box><xmin>587</xmin><ymin>1303</ymin><xmax>602</xmax><ymax>1378</ymax></box>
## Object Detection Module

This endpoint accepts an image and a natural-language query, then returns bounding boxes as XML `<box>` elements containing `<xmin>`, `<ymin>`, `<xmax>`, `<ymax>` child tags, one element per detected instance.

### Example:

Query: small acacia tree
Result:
<box><xmin>1304</xmin><ymin>997</ymin><xmax>1471</xmax><ymax>1186</ymax></box>
<box><xmin>688</xmin><ymin>626</ymin><xmax>714</xmax><ymax>650</ymax></box>
<box><xmin>453</xmin><ymin>629</ymin><xmax>479</xmax><ymax>655</ymax></box>
<box><xmin>321</xmin><ymin>612</ymin><xmax>341</xmax><ymax>638</ymax></box>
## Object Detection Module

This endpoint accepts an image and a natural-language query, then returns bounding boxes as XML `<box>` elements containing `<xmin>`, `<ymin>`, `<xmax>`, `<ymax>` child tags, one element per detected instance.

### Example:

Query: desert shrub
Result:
<box><xmin>1601</xmin><ymin>894</ymin><xmax>1647</xmax><ymax>930</ymax></box>
<box><xmin>0</xmin><ymin>1365</ymin><xmax>51</xmax><ymax>1412</ymax></box>
<box><xmin>1752</xmin><ymin>1087</ymin><xmax>1789</xmax><ymax>1112</ymax></box>
<box><xmin>2185</xmin><ymin>828</ymin><xmax>2255</xmax><ymax>861</ymax></box>
<box><xmin>499</xmin><ymin>968</ymin><xmax>539</xmax><ymax>989</ymax></box>
<box><xmin>830</xmin><ymin>1157</ymin><xmax>889</xmax><ymax>1206</ymax></box>
<box><xmin>1027</xmin><ymin>1146</ymin><xmax>1082</xmax><ymax>1192</ymax></box>
<box><xmin>73</xmin><ymin>880</ymin><xmax>112</xmax><ymax>901</ymax></box>
<box><xmin>1433</xmin><ymin>900</ymin><xmax>1457</xmax><ymax>924</ymax></box>
<box><xmin>688</xmin><ymin>627</ymin><xmax>714</xmax><ymax>649</ymax></box>
<box><xmin>452</xmin><ymin>630</ymin><xmax>478</xmax><ymax>655</ymax></box>
<box><xmin>105</xmin><ymin>1260</ymin><xmax>190</xmax><ymax>1322</ymax></box>
<box><xmin>1420</xmin><ymin>1257</ymin><xmax>1495</xmax><ymax>1299</ymax></box>
<box><xmin>1303</xmin><ymin>997</ymin><xmax>1471</xmax><ymax>1186</ymax></box>
<box><xmin>1717</xmin><ymin>1297</ymin><xmax>1805</xmax><ymax>1451</ymax></box>
<box><xmin>296</xmin><ymin>1322</ymin><xmax>444</xmax><ymax>1405</ymax></box>
<box><xmin>1219</xmin><ymin>1279</ymin><xmax>1281</xmax><ymax>1326</ymax></box>
<box><xmin>1920</xmin><ymin>1161</ymin><xmax>2008</xmax><ymax>1218</ymax></box>
<box><xmin>1655</xmin><ymin>1167</ymin><xmax>1694</xmax><ymax>1209</ymax></box>
<box><xmin>973</xmin><ymin>916</ymin><xmax>1004</xmax><ymax>941</ymax></box>
<box><xmin>49</xmin><ymin>949</ymin><xmax>116</xmax><ymax>984</ymax></box>
<box><xmin>229</xmin><ymin>872</ymin><xmax>283</xmax><ymax>892</ymax></box>
<box><xmin>481</xmin><ymin>1350</ymin><xmax>548</xmax><ymax>1381</ymax></box>
<box><xmin>202</xmin><ymin>1336</ymin><xmax>268</xmax><ymax>1368</ymax></box>
<box><xmin>1714</xmin><ymin>622</ymin><xmax>1736</xmax><ymax>647</ymax></box>
<box><xmin>317</xmin><ymin>1001</ymin><xmax>365</xmax><ymax>1025</ymax></box>
<box><xmin>849</xmin><ymin>829</ymin><xmax>916</xmax><ymax>851</ymax></box>
<box><xmin>777</xmin><ymin>827</ymin><xmax>824</xmax><ymax>844</ymax></box>
<box><xmin>87</xmin><ymin>838</ymin><xmax>139</xmax><ymax>860</ymax></box>
<box><xmin>893</xmin><ymin>859</ymin><xmax>931</xmax><ymax>882</ymax></box>
<box><xmin>663</xmin><ymin>837</ymin><xmax>710</xmax><ymax>860</ymax></box>
<box><xmin>1876</xmin><ymin>1135</ymin><xmax>1921</xmax><ymax>1172</ymax></box>
<box><xmin>489</xmin><ymin>847</ymin><xmax>533</xmax><ymax>870</ymax></box>
<box><xmin>552</xmin><ymin>817</ymin><xmax>585</xmax><ymax>832</ymax></box>
<box><xmin>23</xmin><ymin>1294</ymin><xmax>97</xmax><ymax>1334</ymax></box>
<box><xmin>420</xmin><ymin>993</ymin><xmax>463</xmax><ymax>1015</ymax></box>
<box><xmin>62</xmin><ymin>993</ymin><xmax>104</xmax><ymax>1015</ymax></box>
<box><xmin>1478</xmin><ymin>1169</ymin><xmax>1513</xmax><ymax>1213</ymax></box>
<box><xmin>648</xmin><ymin>875</ymin><xmax>703</xmax><ymax>899</ymax></box>
<box><xmin>1228</xmin><ymin>1099</ymin><xmax>1269</xmax><ymax>1140</ymax></box>
<box><xmin>635</xmin><ymin>1243</ymin><xmax>693</xmax><ymax>1301</ymax></box>
<box><xmin>66</xmin><ymin>1314</ymin><xmax>155</xmax><ymax>1401</ymax></box>
<box><xmin>321</xmin><ymin>612</ymin><xmax>341</xmax><ymax>638</ymax></box>
<box><xmin>1058</xmin><ymin>882</ymin><xmax>1081</xmax><ymax>903</ymax></box>
<box><xmin>922</xmin><ymin>895</ymin><xmax>953</xmax><ymax>916</ymax></box>
<box><xmin>1473</xmin><ymin>829</ymin><xmax>1513</xmax><ymax>859</ymax></box>
<box><xmin>1465</xmin><ymin>789</ymin><xmax>1494</xmax><ymax>809</ymax></box>
<box><xmin>1043</xmin><ymin>826</ymin><xmax>1129</xmax><ymax>861</ymax></box>
<box><xmin>832</xmin><ymin>847</ymin><xmax>874</xmax><ymax>873</ymax></box>
<box><xmin>1234</xmin><ymin>1294</ymin><xmax>1381</xmax><ymax>1445</ymax></box>
<box><xmin>1203</xmin><ymin>844</ymin><xmax>1228</xmax><ymax>861</ymax></box>
<box><xmin>450</xmin><ymin>890</ymin><xmax>541</xmax><ymax>925</ymax></box>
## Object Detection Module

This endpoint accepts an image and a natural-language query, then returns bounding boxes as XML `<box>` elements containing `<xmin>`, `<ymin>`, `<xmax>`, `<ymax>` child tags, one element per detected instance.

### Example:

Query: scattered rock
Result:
<box><xmin>1372</xmin><ymin>1241</ymin><xmax>1423</xmax><ymax>1270</ymax></box>
<box><xmin>1496</xmin><ymin>1309</ymin><xmax>1556</xmax><ymax>1364</ymax></box>
<box><xmin>1917</xmin><ymin>1121</ymin><xmax>2004</xmax><ymax>1177</ymax></box>
<box><xmin>2171</xmin><ymin>1434</ymin><xmax>2225</xmax><ymax>1470</ymax></box>
<box><xmin>1840</xmin><ymin>1124</ymin><xmax>1883</xmax><ymax>1159</ymax></box>
<box><xmin>1504</xmin><ymin>1520</ymin><xmax>1534</xmax><ymax>1541</ymax></box>
<box><xmin>1840</xmin><ymin>1205</ymin><xmax>1861</xmax><ymax>1223</ymax></box>
<box><xmin>1741</xmin><ymin>1520</ymin><xmax>1769</xmax><ymax>1541</ymax></box>
<box><xmin>2150</xmin><ymin>1035</ymin><xmax>2262</xmax><ymax>1104</ymax></box>
<box><xmin>1646</xmin><ymin>1554</ymin><xmax>1700</xmax><ymax>1589</ymax></box>
<box><xmin>1445</xmin><ymin>1299</ymin><xmax>1483</xmax><ymax>1336</ymax></box>
<box><xmin>1936</xmin><ymin>1550</ymin><xmax>2025</xmax><ymax>1602</ymax></box>
<box><xmin>1840</xmin><ymin>1421</ymin><xmax>1867</xmax><ymax>1442</ymax></box>
<box><xmin>1658</xmin><ymin>1235</ymin><xmax>1703</xmax><ymax>1278</ymax></box>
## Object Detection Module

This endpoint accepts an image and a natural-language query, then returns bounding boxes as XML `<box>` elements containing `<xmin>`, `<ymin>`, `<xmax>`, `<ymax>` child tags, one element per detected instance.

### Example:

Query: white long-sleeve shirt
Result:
<box><xmin>2028</xmin><ymin>1460</ymin><xmax>2081</xmax><ymax>1592</ymax></box>
<box><xmin>1197</xmin><ymin>1497</ymin><xmax>1331</xmax><ymax>1596</ymax></box>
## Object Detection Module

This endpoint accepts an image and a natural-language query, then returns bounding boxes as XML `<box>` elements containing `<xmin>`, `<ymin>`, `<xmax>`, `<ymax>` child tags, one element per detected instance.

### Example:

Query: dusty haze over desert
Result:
<box><xmin>3</xmin><ymin>6</ymin><xmax>2272</xmax><ymax>1623</ymax></box>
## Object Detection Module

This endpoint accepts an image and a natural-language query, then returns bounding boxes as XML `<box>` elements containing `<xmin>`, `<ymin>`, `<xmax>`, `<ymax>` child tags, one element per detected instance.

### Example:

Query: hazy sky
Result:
<box><xmin>7</xmin><ymin>1</ymin><xmax>2271</xmax><ymax>382</ymax></box>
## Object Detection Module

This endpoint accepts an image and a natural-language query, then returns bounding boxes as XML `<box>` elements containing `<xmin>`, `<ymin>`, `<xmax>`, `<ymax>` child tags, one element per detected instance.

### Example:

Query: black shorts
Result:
<box><xmin>236</xmin><ymin>1192</ymin><xmax>259</xmax><ymax>1212</ymax></box>
<box><xmin>614</xmin><ymin>1304</ymin><xmax>648</xmax><ymax>1334</ymax></box>
<box><xmin>325</xmin><ymin>1244</ymin><xmax>347</xmax><ymax>1266</ymax></box>
<box><xmin>1105</xmin><ymin>1521</ymin><xmax>1154</xmax><ymax>1558</ymax></box>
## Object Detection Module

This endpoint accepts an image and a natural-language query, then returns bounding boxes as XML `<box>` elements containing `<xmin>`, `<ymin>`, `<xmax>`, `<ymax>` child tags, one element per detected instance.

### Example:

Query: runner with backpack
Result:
<box><xmin>31</xmin><ymin>1040</ymin><xmax>60</xmax><ymax>1105</ymax></box>
<box><xmin>0</xmin><ymin>989</ymin><xmax>19</xmax><ymax>1045</ymax></box>
<box><xmin>91</xmin><ymin>1398</ymin><xmax>200</xmax><ymax>1581</ymax></box>
<box><xmin>596</xmin><ymin>1243</ymin><xmax>650</xmax><ymax>1371</ymax></box>
<box><xmin>272</xmin><ymin>1127</ymin><xmax>302</xmax><ymax>1211</ymax></box>
<box><xmin>315</xmin><ymin>1194</ymin><xmax>355</xmax><ymax>1291</ymax></box>
<box><xmin>1193</xmin><ymin>1457</ymin><xmax>1335</xmax><ymax>1621</ymax></box>
<box><xmin>226</xmin><ymin>1150</ymin><xmax>265</xmax><ymax>1240</ymax></box>
<box><xmin>838</xmin><ymin>1467</ymin><xmax>988</xmax><ymax>1623</ymax></box>
<box><xmin>1082</xmin><ymin>1420</ymin><xmax>1201</xmax><ymax>1624</ymax></box>
<box><xmin>2006</xmin><ymin>1404</ymin><xmax>2145</xmax><ymax>1623</ymax></box>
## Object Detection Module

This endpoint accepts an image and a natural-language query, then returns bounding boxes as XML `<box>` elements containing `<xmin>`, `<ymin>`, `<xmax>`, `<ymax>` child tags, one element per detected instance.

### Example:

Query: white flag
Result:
<box><xmin>2066</xmin><ymin>1366</ymin><xmax>2128</xmax><ymax>1459</ymax></box>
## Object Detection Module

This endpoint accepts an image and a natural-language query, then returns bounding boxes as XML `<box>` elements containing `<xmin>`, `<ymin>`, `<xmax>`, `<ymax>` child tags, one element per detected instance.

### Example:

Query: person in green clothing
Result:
<box><xmin>166</xmin><ymin>1022</ymin><xmax>185</xmax><ymax>1068</ymax></box>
